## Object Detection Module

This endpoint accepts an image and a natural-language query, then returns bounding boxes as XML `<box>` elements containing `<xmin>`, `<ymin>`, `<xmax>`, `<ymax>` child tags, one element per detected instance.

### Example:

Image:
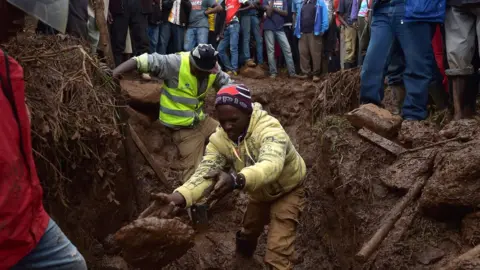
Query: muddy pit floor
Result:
<box><xmin>68</xmin><ymin>74</ymin><xmax>479</xmax><ymax>270</ymax></box>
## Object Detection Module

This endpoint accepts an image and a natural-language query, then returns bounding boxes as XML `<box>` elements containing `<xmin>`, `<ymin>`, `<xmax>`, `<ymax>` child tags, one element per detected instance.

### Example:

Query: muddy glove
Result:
<box><xmin>138</xmin><ymin>193</ymin><xmax>179</xmax><ymax>219</ymax></box>
<box><xmin>204</xmin><ymin>170</ymin><xmax>245</xmax><ymax>204</ymax></box>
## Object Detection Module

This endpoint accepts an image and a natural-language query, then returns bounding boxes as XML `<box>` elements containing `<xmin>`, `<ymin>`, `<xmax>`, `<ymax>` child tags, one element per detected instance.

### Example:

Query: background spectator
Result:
<box><xmin>158</xmin><ymin>0</ymin><xmax>192</xmax><ymax>54</ymax></box>
<box><xmin>217</xmin><ymin>0</ymin><xmax>243</xmax><ymax>75</ymax></box>
<box><xmin>109</xmin><ymin>0</ymin><xmax>151</xmax><ymax>66</ymax></box>
<box><xmin>336</xmin><ymin>0</ymin><xmax>357</xmax><ymax>69</ymax></box>
<box><xmin>444</xmin><ymin>0</ymin><xmax>480</xmax><ymax>120</ymax></box>
<box><xmin>293</xmin><ymin>0</ymin><xmax>329</xmax><ymax>82</ymax></box>
<box><xmin>184</xmin><ymin>0</ymin><xmax>222</xmax><ymax>51</ymax></box>
<box><xmin>263</xmin><ymin>0</ymin><xmax>301</xmax><ymax>78</ymax></box>
<box><xmin>147</xmin><ymin>0</ymin><xmax>163</xmax><ymax>53</ymax></box>
<box><xmin>355</xmin><ymin>0</ymin><xmax>369</xmax><ymax>65</ymax></box>
<box><xmin>239</xmin><ymin>0</ymin><xmax>264</xmax><ymax>67</ymax></box>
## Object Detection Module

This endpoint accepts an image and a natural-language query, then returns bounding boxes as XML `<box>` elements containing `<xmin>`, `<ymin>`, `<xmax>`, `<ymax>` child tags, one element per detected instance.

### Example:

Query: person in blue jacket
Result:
<box><xmin>359</xmin><ymin>0</ymin><xmax>446</xmax><ymax>121</ymax></box>
<box><xmin>293</xmin><ymin>0</ymin><xmax>329</xmax><ymax>82</ymax></box>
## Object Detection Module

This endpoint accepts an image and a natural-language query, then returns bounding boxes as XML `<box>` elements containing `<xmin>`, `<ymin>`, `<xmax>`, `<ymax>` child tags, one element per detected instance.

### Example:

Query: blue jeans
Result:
<box><xmin>148</xmin><ymin>24</ymin><xmax>161</xmax><ymax>53</ymax></box>
<box><xmin>184</xmin><ymin>27</ymin><xmax>209</xmax><ymax>51</ymax></box>
<box><xmin>360</xmin><ymin>0</ymin><xmax>434</xmax><ymax>120</ymax></box>
<box><xmin>12</xmin><ymin>219</ymin><xmax>87</xmax><ymax>270</ymax></box>
<box><xmin>218</xmin><ymin>22</ymin><xmax>240</xmax><ymax>72</ymax></box>
<box><xmin>159</xmin><ymin>22</ymin><xmax>185</xmax><ymax>54</ymax></box>
<box><xmin>264</xmin><ymin>30</ymin><xmax>296</xmax><ymax>76</ymax></box>
<box><xmin>240</xmin><ymin>15</ymin><xmax>263</xmax><ymax>64</ymax></box>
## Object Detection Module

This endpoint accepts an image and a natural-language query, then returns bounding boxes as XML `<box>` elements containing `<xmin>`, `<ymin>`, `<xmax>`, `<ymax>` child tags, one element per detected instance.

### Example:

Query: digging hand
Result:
<box><xmin>203</xmin><ymin>170</ymin><xmax>235</xmax><ymax>204</ymax></box>
<box><xmin>138</xmin><ymin>193</ymin><xmax>178</xmax><ymax>219</ymax></box>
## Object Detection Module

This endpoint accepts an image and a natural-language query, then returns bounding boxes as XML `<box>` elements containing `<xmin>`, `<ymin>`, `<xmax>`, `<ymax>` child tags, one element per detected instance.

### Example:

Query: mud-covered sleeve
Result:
<box><xmin>174</xmin><ymin>142</ymin><xmax>227</xmax><ymax>208</ymax></box>
<box><xmin>212</xmin><ymin>68</ymin><xmax>234</xmax><ymax>91</ymax></box>
<box><xmin>134</xmin><ymin>53</ymin><xmax>179</xmax><ymax>78</ymax></box>
<box><xmin>240</xmin><ymin>127</ymin><xmax>288</xmax><ymax>192</ymax></box>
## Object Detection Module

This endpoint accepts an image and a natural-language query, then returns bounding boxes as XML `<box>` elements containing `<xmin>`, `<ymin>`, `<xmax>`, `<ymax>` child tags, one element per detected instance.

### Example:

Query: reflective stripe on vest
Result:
<box><xmin>159</xmin><ymin>52</ymin><xmax>217</xmax><ymax>128</ymax></box>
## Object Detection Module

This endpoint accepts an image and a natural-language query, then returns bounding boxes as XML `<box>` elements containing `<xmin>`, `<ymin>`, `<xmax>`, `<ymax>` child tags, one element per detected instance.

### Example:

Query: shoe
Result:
<box><xmin>246</xmin><ymin>59</ymin><xmax>256</xmax><ymax>67</ymax></box>
<box><xmin>391</xmin><ymin>85</ymin><xmax>406</xmax><ymax>115</ymax></box>
<box><xmin>270</xmin><ymin>74</ymin><xmax>277</xmax><ymax>78</ymax></box>
<box><xmin>141</xmin><ymin>73</ymin><xmax>152</xmax><ymax>80</ymax></box>
<box><xmin>227</xmin><ymin>71</ymin><xmax>238</xmax><ymax>76</ymax></box>
<box><xmin>312</xmin><ymin>75</ymin><xmax>321</xmax><ymax>82</ymax></box>
<box><xmin>290</xmin><ymin>74</ymin><xmax>307</xmax><ymax>79</ymax></box>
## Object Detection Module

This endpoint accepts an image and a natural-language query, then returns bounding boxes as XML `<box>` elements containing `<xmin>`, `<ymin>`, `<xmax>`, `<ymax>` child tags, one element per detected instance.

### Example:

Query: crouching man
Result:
<box><xmin>152</xmin><ymin>84</ymin><xmax>307</xmax><ymax>270</ymax></box>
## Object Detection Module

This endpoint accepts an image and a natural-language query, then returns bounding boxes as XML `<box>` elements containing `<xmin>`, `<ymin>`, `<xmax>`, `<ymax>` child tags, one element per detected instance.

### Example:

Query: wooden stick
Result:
<box><xmin>358</xmin><ymin>128</ymin><xmax>406</xmax><ymax>156</ymax></box>
<box><xmin>438</xmin><ymin>244</ymin><xmax>480</xmax><ymax>270</ymax></box>
<box><xmin>94</xmin><ymin>0</ymin><xmax>115</xmax><ymax>68</ymax></box>
<box><xmin>128</xmin><ymin>124</ymin><xmax>172</xmax><ymax>191</ymax></box>
<box><xmin>355</xmin><ymin>176</ymin><xmax>427</xmax><ymax>262</ymax></box>
<box><xmin>400</xmin><ymin>136</ymin><xmax>468</xmax><ymax>155</ymax></box>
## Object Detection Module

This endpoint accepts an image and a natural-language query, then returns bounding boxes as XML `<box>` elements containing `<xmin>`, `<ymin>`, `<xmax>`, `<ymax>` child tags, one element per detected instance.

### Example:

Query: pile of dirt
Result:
<box><xmin>3</xmin><ymin>35</ymin><xmax>124</xmax><ymax>206</ymax></box>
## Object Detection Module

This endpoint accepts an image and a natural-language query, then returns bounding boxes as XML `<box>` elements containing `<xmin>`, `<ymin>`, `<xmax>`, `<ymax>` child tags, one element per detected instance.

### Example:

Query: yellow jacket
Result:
<box><xmin>175</xmin><ymin>103</ymin><xmax>306</xmax><ymax>207</ymax></box>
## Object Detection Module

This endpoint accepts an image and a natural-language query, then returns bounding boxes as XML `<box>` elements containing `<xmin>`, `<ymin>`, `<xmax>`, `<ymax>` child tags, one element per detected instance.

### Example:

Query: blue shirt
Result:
<box><xmin>263</xmin><ymin>0</ymin><xmax>288</xmax><ymax>31</ymax></box>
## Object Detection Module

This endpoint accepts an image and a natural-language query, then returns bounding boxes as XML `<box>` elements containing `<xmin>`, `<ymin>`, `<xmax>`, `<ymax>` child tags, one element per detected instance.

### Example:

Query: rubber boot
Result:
<box><xmin>451</xmin><ymin>76</ymin><xmax>466</xmax><ymax>120</ymax></box>
<box><xmin>233</xmin><ymin>231</ymin><xmax>262</xmax><ymax>270</ymax></box>
<box><xmin>391</xmin><ymin>85</ymin><xmax>406</xmax><ymax>115</ymax></box>
<box><xmin>428</xmin><ymin>81</ymin><xmax>449</xmax><ymax>110</ymax></box>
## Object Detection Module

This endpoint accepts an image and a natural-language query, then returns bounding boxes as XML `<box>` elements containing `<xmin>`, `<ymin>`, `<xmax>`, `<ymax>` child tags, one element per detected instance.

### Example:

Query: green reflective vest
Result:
<box><xmin>159</xmin><ymin>52</ymin><xmax>217</xmax><ymax>128</ymax></box>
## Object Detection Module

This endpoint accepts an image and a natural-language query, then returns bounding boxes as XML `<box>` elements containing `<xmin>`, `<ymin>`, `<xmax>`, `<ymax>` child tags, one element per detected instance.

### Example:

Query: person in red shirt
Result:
<box><xmin>0</xmin><ymin>1</ymin><xmax>86</xmax><ymax>269</ymax></box>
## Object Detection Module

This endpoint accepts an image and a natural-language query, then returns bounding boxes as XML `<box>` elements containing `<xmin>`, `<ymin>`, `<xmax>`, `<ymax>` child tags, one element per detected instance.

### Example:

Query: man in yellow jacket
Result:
<box><xmin>113</xmin><ymin>44</ymin><xmax>232</xmax><ymax>182</ymax></box>
<box><xmin>153</xmin><ymin>84</ymin><xmax>307</xmax><ymax>270</ymax></box>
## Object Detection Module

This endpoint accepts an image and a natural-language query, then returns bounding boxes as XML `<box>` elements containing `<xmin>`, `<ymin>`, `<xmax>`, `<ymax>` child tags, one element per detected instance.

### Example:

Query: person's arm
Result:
<box><xmin>238</xmin><ymin>128</ymin><xmax>289</xmax><ymax>192</ymax></box>
<box><xmin>205</xmin><ymin>2</ymin><xmax>223</xmax><ymax>14</ymax></box>
<box><xmin>174</xmin><ymin>141</ymin><xmax>227</xmax><ymax>208</ymax></box>
<box><xmin>213</xmin><ymin>69</ymin><xmax>234</xmax><ymax>90</ymax></box>
<box><xmin>336</xmin><ymin>0</ymin><xmax>349</xmax><ymax>27</ymax></box>
<box><xmin>365</xmin><ymin>0</ymin><xmax>373</xmax><ymax>22</ymax></box>
<box><xmin>182</xmin><ymin>0</ymin><xmax>192</xmax><ymax>14</ymax></box>
<box><xmin>112</xmin><ymin>53</ymin><xmax>177</xmax><ymax>79</ymax></box>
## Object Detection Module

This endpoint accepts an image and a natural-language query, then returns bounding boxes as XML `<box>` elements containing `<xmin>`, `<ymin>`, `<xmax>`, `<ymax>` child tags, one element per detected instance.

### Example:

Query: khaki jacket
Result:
<box><xmin>176</xmin><ymin>103</ymin><xmax>306</xmax><ymax>207</ymax></box>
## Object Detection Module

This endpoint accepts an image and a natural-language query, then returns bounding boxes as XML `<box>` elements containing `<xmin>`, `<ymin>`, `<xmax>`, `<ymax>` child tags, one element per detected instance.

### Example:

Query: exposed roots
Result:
<box><xmin>3</xmin><ymin>35</ymin><xmax>124</xmax><ymax>206</ymax></box>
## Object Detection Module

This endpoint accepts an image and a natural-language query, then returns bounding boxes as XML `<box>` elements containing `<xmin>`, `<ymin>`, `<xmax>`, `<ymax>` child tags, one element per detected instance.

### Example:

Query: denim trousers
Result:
<box><xmin>184</xmin><ymin>27</ymin><xmax>210</xmax><ymax>51</ymax></box>
<box><xmin>264</xmin><ymin>30</ymin><xmax>296</xmax><ymax>76</ymax></box>
<box><xmin>147</xmin><ymin>23</ymin><xmax>161</xmax><ymax>53</ymax></box>
<box><xmin>11</xmin><ymin>219</ymin><xmax>87</xmax><ymax>270</ymax></box>
<box><xmin>218</xmin><ymin>22</ymin><xmax>240</xmax><ymax>72</ymax></box>
<box><xmin>240</xmin><ymin>15</ymin><xmax>264</xmax><ymax>64</ymax></box>
<box><xmin>159</xmin><ymin>22</ymin><xmax>185</xmax><ymax>54</ymax></box>
<box><xmin>360</xmin><ymin>0</ymin><xmax>434</xmax><ymax>120</ymax></box>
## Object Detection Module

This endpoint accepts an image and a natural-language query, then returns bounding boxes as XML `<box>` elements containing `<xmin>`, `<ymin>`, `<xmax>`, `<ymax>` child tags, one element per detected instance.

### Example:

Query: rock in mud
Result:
<box><xmin>416</xmin><ymin>245</ymin><xmax>445</xmax><ymax>265</ymax></box>
<box><xmin>420</xmin><ymin>141</ymin><xmax>480</xmax><ymax>218</ymax></box>
<box><xmin>462</xmin><ymin>212</ymin><xmax>480</xmax><ymax>246</ymax></box>
<box><xmin>398</xmin><ymin>120</ymin><xmax>437</xmax><ymax>148</ymax></box>
<box><xmin>115</xmin><ymin>217</ymin><xmax>195</xmax><ymax>268</ymax></box>
<box><xmin>239</xmin><ymin>66</ymin><xmax>266</xmax><ymax>79</ymax></box>
<box><xmin>345</xmin><ymin>104</ymin><xmax>402</xmax><ymax>138</ymax></box>
<box><xmin>383</xmin><ymin>149</ymin><xmax>437</xmax><ymax>190</ymax></box>
<box><xmin>98</xmin><ymin>256</ymin><xmax>129</xmax><ymax>270</ymax></box>
<box><xmin>439</xmin><ymin>119</ymin><xmax>480</xmax><ymax>140</ymax></box>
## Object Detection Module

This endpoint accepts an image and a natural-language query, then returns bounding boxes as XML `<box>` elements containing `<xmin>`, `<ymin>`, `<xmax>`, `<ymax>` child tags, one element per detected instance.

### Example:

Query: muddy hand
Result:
<box><xmin>203</xmin><ymin>170</ymin><xmax>235</xmax><ymax>204</ymax></box>
<box><xmin>138</xmin><ymin>193</ymin><xmax>177</xmax><ymax>219</ymax></box>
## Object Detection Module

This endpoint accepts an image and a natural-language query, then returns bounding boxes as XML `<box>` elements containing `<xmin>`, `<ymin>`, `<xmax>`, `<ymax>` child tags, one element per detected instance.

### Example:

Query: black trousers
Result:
<box><xmin>110</xmin><ymin>0</ymin><xmax>149</xmax><ymax>67</ymax></box>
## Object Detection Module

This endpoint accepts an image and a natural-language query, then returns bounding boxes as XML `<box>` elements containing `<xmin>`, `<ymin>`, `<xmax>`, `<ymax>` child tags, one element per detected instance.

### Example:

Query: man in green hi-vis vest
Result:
<box><xmin>113</xmin><ymin>44</ymin><xmax>233</xmax><ymax>182</ymax></box>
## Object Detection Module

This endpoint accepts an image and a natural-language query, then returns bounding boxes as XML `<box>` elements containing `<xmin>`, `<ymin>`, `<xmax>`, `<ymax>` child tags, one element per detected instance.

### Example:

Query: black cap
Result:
<box><xmin>190</xmin><ymin>44</ymin><xmax>219</xmax><ymax>73</ymax></box>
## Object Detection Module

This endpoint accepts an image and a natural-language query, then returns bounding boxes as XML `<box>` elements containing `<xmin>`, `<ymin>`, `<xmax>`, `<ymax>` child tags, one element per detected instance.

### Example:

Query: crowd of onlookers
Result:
<box><xmin>38</xmin><ymin>0</ymin><xmax>480</xmax><ymax>122</ymax></box>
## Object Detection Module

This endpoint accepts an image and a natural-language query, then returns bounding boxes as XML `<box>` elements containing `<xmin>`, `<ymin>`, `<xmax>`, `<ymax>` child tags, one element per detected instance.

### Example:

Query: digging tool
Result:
<box><xmin>190</xmin><ymin>199</ymin><xmax>218</xmax><ymax>232</ymax></box>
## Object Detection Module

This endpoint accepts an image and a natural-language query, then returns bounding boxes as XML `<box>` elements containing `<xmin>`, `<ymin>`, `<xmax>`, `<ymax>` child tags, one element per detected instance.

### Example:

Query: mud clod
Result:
<box><xmin>115</xmin><ymin>217</ymin><xmax>195</xmax><ymax>268</ymax></box>
<box><xmin>462</xmin><ymin>212</ymin><xmax>480</xmax><ymax>246</ymax></box>
<box><xmin>421</xmin><ymin>140</ymin><xmax>480</xmax><ymax>218</ymax></box>
<box><xmin>383</xmin><ymin>149</ymin><xmax>437</xmax><ymax>190</ymax></box>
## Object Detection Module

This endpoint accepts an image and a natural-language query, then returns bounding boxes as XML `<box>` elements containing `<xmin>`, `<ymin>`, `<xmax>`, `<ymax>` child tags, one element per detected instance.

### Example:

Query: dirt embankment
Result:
<box><xmin>12</xmin><ymin>35</ymin><xmax>480</xmax><ymax>270</ymax></box>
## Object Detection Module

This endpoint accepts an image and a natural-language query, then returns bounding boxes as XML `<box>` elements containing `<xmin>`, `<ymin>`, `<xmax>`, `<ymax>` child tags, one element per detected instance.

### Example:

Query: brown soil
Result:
<box><xmin>11</xmin><ymin>33</ymin><xmax>480</xmax><ymax>269</ymax></box>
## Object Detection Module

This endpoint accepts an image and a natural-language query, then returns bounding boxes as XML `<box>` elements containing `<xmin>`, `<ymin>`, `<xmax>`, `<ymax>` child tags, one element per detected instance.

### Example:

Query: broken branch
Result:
<box><xmin>355</xmin><ymin>176</ymin><xmax>427</xmax><ymax>262</ymax></box>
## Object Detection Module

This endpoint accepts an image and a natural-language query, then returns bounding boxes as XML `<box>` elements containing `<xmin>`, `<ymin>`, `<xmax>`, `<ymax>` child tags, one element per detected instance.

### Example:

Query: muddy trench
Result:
<box><xmin>41</xmin><ymin>74</ymin><xmax>480</xmax><ymax>270</ymax></box>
